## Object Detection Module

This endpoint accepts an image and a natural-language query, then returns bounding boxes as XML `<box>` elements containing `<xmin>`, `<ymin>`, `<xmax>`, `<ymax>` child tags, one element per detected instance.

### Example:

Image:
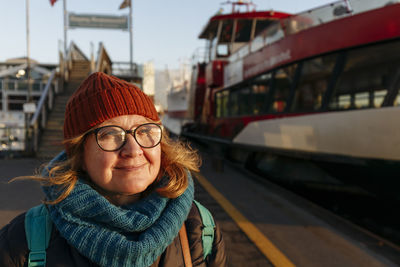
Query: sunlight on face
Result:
<box><xmin>83</xmin><ymin>115</ymin><xmax>161</xmax><ymax>205</ymax></box>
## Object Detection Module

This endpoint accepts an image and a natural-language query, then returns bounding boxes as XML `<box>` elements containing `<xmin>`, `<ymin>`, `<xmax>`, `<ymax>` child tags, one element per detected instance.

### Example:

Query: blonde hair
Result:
<box><xmin>21</xmin><ymin>128</ymin><xmax>200</xmax><ymax>204</ymax></box>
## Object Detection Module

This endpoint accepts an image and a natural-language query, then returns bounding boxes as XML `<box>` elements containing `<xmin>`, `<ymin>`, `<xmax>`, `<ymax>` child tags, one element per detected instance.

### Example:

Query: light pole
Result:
<box><xmin>129</xmin><ymin>0</ymin><xmax>134</xmax><ymax>77</ymax></box>
<box><xmin>64</xmin><ymin>0</ymin><xmax>67</xmax><ymax>57</ymax></box>
<box><xmin>26</xmin><ymin>0</ymin><xmax>32</xmax><ymax>101</ymax></box>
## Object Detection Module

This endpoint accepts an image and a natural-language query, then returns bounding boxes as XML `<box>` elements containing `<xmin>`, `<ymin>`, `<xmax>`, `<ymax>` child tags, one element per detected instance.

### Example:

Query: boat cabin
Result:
<box><xmin>198</xmin><ymin>2</ymin><xmax>290</xmax><ymax>87</ymax></box>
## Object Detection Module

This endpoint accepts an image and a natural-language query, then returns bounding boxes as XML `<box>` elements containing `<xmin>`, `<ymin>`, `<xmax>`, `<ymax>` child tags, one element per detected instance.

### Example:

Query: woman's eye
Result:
<box><xmin>99</xmin><ymin>128</ymin><xmax>123</xmax><ymax>139</ymax></box>
<box><xmin>137</xmin><ymin>128</ymin><xmax>151</xmax><ymax>135</ymax></box>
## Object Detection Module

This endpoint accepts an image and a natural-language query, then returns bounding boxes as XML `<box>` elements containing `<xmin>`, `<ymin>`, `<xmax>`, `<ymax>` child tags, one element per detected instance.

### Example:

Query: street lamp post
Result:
<box><xmin>129</xmin><ymin>0</ymin><xmax>134</xmax><ymax>77</ymax></box>
<box><xmin>26</xmin><ymin>0</ymin><xmax>32</xmax><ymax>101</ymax></box>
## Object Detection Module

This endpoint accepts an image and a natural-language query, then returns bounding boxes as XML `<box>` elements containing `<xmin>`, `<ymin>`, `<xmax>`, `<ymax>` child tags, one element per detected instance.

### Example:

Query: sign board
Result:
<box><xmin>23</xmin><ymin>102</ymin><xmax>36</xmax><ymax>114</ymax></box>
<box><xmin>69</xmin><ymin>14</ymin><xmax>129</xmax><ymax>30</ymax></box>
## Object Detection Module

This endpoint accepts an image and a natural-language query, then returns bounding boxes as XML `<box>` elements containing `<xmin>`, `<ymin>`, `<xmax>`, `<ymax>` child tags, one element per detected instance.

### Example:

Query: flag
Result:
<box><xmin>119</xmin><ymin>0</ymin><xmax>131</xmax><ymax>10</ymax></box>
<box><xmin>49</xmin><ymin>0</ymin><xmax>57</xmax><ymax>6</ymax></box>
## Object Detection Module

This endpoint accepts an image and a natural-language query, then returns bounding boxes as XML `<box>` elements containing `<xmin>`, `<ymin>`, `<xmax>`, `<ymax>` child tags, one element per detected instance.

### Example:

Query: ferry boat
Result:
<box><xmin>182</xmin><ymin>0</ymin><xmax>400</xmax><ymax>201</ymax></box>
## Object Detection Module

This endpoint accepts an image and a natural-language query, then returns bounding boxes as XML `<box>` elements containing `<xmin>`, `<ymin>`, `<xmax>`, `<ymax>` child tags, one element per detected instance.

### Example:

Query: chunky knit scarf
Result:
<box><xmin>42</xmin><ymin>152</ymin><xmax>194</xmax><ymax>267</ymax></box>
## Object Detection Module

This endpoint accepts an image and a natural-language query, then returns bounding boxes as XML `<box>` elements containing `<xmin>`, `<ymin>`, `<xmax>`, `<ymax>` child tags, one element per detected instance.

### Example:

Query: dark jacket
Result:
<box><xmin>0</xmin><ymin>203</ymin><xmax>227</xmax><ymax>267</ymax></box>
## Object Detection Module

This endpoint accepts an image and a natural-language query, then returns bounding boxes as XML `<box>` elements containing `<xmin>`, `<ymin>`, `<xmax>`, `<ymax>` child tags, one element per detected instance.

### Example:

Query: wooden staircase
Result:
<box><xmin>36</xmin><ymin>61</ymin><xmax>91</xmax><ymax>159</ymax></box>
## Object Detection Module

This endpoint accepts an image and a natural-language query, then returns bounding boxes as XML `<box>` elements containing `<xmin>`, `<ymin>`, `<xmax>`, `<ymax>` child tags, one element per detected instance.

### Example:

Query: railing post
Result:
<box><xmin>33</xmin><ymin>122</ymin><xmax>39</xmax><ymax>154</ymax></box>
<box><xmin>25</xmin><ymin>113</ymin><xmax>33</xmax><ymax>155</ymax></box>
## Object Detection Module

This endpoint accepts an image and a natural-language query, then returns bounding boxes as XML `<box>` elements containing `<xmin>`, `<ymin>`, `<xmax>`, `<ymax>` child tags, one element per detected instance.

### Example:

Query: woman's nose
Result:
<box><xmin>120</xmin><ymin>134</ymin><xmax>143</xmax><ymax>157</ymax></box>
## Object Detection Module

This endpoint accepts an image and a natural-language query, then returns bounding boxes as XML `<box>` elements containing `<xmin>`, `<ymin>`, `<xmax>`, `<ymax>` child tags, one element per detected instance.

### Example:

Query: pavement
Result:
<box><xmin>1</xmin><ymin>154</ymin><xmax>399</xmax><ymax>266</ymax></box>
<box><xmin>0</xmin><ymin>157</ymin><xmax>45</xmax><ymax>227</ymax></box>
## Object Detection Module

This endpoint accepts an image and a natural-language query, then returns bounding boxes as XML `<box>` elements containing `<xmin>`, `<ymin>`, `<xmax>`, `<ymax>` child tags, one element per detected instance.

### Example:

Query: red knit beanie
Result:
<box><xmin>63</xmin><ymin>72</ymin><xmax>159</xmax><ymax>142</ymax></box>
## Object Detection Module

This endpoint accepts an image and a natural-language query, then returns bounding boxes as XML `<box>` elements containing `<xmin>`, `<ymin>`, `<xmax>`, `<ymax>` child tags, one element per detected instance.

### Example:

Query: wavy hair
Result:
<box><xmin>19</xmin><ymin>126</ymin><xmax>200</xmax><ymax>205</ymax></box>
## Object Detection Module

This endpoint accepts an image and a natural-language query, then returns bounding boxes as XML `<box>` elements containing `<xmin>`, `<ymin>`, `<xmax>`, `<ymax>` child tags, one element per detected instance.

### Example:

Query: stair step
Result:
<box><xmin>46</xmin><ymin>122</ymin><xmax>64</xmax><ymax>129</ymax></box>
<box><xmin>47</xmin><ymin>114</ymin><xmax>65</xmax><ymax>119</ymax></box>
<box><xmin>40</xmin><ymin>136</ymin><xmax>63</xmax><ymax>142</ymax></box>
<box><xmin>37</xmin><ymin>66</ymin><xmax>89</xmax><ymax>157</ymax></box>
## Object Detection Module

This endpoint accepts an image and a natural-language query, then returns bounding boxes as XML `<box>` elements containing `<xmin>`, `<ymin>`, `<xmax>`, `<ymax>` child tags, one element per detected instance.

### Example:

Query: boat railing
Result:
<box><xmin>191</xmin><ymin>47</ymin><xmax>208</xmax><ymax>66</ymax></box>
<box><xmin>25</xmin><ymin>69</ymin><xmax>57</xmax><ymax>155</ymax></box>
<box><xmin>228</xmin><ymin>0</ymin><xmax>399</xmax><ymax>63</ymax></box>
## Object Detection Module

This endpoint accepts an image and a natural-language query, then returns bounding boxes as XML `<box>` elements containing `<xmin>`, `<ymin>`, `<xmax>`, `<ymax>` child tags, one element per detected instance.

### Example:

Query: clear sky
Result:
<box><xmin>0</xmin><ymin>0</ymin><xmax>334</xmax><ymax>69</ymax></box>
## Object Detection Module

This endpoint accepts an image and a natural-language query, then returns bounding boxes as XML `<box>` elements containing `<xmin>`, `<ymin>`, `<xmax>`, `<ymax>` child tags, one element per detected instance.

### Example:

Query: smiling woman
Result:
<box><xmin>0</xmin><ymin>72</ymin><xmax>227</xmax><ymax>267</ymax></box>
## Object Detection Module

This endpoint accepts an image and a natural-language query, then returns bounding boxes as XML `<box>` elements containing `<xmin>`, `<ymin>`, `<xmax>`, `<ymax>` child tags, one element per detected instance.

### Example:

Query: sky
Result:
<box><xmin>0</xmin><ymin>0</ymin><xmax>335</xmax><ymax>70</ymax></box>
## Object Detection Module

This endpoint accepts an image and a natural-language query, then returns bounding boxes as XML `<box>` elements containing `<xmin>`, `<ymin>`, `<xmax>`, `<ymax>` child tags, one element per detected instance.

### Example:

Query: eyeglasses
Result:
<box><xmin>89</xmin><ymin>123</ymin><xmax>162</xmax><ymax>151</ymax></box>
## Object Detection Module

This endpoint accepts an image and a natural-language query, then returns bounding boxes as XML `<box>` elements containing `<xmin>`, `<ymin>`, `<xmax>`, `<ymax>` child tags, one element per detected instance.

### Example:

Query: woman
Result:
<box><xmin>0</xmin><ymin>72</ymin><xmax>227</xmax><ymax>266</ymax></box>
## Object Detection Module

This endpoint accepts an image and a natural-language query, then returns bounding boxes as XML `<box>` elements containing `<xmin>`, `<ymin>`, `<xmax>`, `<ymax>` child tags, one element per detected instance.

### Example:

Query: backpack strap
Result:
<box><xmin>193</xmin><ymin>200</ymin><xmax>215</xmax><ymax>259</ymax></box>
<box><xmin>24</xmin><ymin>204</ymin><xmax>52</xmax><ymax>267</ymax></box>
<box><xmin>179</xmin><ymin>223</ymin><xmax>193</xmax><ymax>267</ymax></box>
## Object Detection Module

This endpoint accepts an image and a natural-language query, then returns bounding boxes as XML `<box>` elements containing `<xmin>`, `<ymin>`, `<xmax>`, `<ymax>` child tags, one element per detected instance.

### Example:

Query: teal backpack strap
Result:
<box><xmin>24</xmin><ymin>204</ymin><xmax>52</xmax><ymax>267</ymax></box>
<box><xmin>193</xmin><ymin>200</ymin><xmax>215</xmax><ymax>259</ymax></box>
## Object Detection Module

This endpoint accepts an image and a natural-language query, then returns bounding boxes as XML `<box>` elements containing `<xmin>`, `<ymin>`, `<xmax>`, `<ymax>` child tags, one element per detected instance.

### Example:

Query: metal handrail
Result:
<box><xmin>29</xmin><ymin>69</ymin><xmax>56</xmax><ymax>126</ymax></box>
<box><xmin>23</xmin><ymin>69</ymin><xmax>58</xmax><ymax>155</ymax></box>
<box><xmin>64</xmin><ymin>42</ymin><xmax>74</xmax><ymax>82</ymax></box>
<box><xmin>95</xmin><ymin>42</ymin><xmax>105</xmax><ymax>72</ymax></box>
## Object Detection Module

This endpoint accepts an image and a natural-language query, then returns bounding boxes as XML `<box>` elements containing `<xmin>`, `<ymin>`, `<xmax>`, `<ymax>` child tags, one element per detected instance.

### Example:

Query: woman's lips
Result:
<box><xmin>114</xmin><ymin>163</ymin><xmax>147</xmax><ymax>171</ymax></box>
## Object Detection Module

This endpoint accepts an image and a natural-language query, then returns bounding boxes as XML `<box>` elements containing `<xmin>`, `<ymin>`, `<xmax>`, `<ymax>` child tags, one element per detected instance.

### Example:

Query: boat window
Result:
<box><xmin>217</xmin><ymin>44</ymin><xmax>229</xmax><ymax>57</ymax></box>
<box><xmin>292</xmin><ymin>54</ymin><xmax>336</xmax><ymax>112</ymax></box>
<box><xmin>222</xmin><ymin>73</ymin><xmax>273</xmax><ymax>118</ymax></box>
<box><xmin>234</xmin><ymin>19</ymin><xmax>253</xmax><ymax>42</ymax></box>
<box><xmin>215</xmin><ymin>90</ymin><xmax>229</xmax><ymax>118</ymax></box>
<box><xmin>219</xmin><ymin>19</ymin><xmax>234</xmax><ymax>43</ymax></box>
<box><xmin>354</xmin><ymin>92</ymin><xmax>369</xmax><ymax>108</ymax></box>
<box><xmin>215</xmin><ymin>91</ymin><xmax>222</xmax><ymax>118</ymax></box>
<box><xmin>254</xmin><ymin>19</ymin><xmax>272</xmax><ymax>37</ymax></box>
<box><xmin>264</xmin><ymin>21</ymin><xmax>285</xmax><ymax>45</ymax></box>
<box><xmin>328</xmin><ymin>39</ymin><xmax>400</xmax><ymax>110</ymax></box>
<box><xmin>250</xmin><ymin>73</ymin><xmax>273</xmax><ymax>115</ymax></box>
<box><xmin>338</xmin><ymin>94</ymin><xmax>351</xmax><ymax>109</ymax></box>
<box><xmin>212</xmin><ymin>19</ymin><xmax>233</xmax><ymax>59</ymax></box>
<box><xmin>269</xmin><ymin>65</ymin><xmax>297</xmax><ymax>113</ymax></box>
<box><xmin>228</xmin><ymin>86</ymin><xmax>252</xmax><ymax>116</ymax></box>
<box><xmin>229</xmin><ymin>88</ymin><xmax>240</xmax><ymax>116</ymax></box>
<box><xmin>374</xmin><ymin>90</ymin><xmax>386</xmax><ymax>107</ymax></box>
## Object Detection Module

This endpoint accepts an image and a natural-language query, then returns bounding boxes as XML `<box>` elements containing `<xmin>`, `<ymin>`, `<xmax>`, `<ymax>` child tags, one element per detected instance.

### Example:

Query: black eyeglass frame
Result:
<box><xmin>89</xmin><ymin>123</ymin><xmax>163</xmax><ymax>152</ymax></box>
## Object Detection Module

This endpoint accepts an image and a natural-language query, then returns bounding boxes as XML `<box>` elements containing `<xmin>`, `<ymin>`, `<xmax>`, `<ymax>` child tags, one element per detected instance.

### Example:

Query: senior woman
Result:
<box><xmin>0</xmin><ymin>72</ymin><xmax>227</xmax><ymax>266</ymax></box>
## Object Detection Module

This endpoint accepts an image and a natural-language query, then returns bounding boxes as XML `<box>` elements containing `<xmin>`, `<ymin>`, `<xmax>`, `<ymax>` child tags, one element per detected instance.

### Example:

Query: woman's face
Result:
<box><xmin>83</xmin><ymin>115</ymin><xmax>161</xmax><ymax>205</ymax></box>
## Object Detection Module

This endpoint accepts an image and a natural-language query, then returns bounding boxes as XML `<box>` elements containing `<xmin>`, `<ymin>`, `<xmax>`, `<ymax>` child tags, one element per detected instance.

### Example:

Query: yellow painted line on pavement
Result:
<box><xmin>194</xmin><ymin>172</ymin><xmax>295</xmax><ymax>267</ymax></box>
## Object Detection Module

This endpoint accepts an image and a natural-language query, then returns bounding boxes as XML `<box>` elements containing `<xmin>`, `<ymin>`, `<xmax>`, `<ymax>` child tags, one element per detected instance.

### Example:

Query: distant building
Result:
<box><xmin>0</xmin><ymin>58</ymin><xmax>57</xmax><ymax>152</ymax></box>
<box><xmin>154</xmin><ymin>62</ymin><xmax>191</xmax><ymax>113</ymax></box>
<box><xmin>142</xmin><ymin>61</ymin><xmax>155</xmax><ymax>97</ymax></box>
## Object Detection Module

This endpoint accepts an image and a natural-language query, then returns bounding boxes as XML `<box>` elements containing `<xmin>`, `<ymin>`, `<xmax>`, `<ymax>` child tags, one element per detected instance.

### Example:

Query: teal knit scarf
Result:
<box><xmin>42</xmin><ymin>152</ymin><xmax>194</xmax><ymax>267</ymax></box>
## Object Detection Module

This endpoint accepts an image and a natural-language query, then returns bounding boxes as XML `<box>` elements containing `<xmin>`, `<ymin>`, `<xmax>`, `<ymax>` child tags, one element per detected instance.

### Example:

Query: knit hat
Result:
<box><xmin>63</xmin><ymin>72</ymin><xmax>159</xmax><ymax>142</ymax></box>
